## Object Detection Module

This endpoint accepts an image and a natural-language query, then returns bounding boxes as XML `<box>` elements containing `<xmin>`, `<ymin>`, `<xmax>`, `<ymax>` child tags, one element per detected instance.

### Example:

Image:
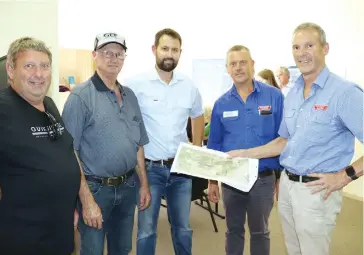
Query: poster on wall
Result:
<box><xmin>192</xmin><ymin>59</ymin><xmax>233</xmax><ymax>106</ymax></box>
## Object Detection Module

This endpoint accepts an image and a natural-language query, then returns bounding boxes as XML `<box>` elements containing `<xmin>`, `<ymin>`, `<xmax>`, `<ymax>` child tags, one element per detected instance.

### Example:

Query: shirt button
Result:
<box><xmin>291</xmin><ymin>140</ymin><xmax>295</xmax><ymax>143</ymax></box>
<box><xmin>296</xmin><ymin>125</ymin><xmax>300</xmax><ymax>128</ymax></box>
<box><xmin>300</xmin><ymin>108</ymin><xmax>303</xmax><ymax>112</ymax></box>
<box><xmin>288</xmin><ymin>156</ymin><xmax>292</xmax><ymax>158</ymax></box>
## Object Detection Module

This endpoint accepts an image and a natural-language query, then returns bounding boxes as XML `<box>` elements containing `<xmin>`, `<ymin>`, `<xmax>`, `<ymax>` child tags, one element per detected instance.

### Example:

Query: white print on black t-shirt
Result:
<box><xmin>30</xmin><ymin>123</ymin><xmax>65</xmax><ymax>138</ymax></box>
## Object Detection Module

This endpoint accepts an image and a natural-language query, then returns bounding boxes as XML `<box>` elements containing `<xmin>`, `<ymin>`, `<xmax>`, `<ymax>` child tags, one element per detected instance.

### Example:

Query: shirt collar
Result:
<box><xmin>148</xmin><ymin>66</ymin><xmax>184</xmax><ymax>85</ymax></box>
<box><xmin>230</xmin><ymin>79</ymin><xmax>261</xmax><ymax>96</ymax></box>
<box><xmin>91</xmin><ymin>71</ymin><xmax>125</xmax><ymax>95</ymax></box>
<box><xmin>295</xmin><ymin>66</ymin><xmax>330</xmax><ymax>89</ymax></box>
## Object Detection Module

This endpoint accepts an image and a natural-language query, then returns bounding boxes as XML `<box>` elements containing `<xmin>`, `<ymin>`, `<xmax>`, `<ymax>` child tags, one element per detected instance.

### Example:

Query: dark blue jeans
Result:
<box><xmin>222</xmin><ymin>174</ymin><xmax>275</xmax><ymax>255</ymax></box>
<box><xmin>77</xmin><ymin>173</ymin><xmax>137</xmax><ymax>255</ymax></box>
<box><xmin>136</xmin><ymin>161</ymin><xmax>193</xmax><ymax>255</ymax></box>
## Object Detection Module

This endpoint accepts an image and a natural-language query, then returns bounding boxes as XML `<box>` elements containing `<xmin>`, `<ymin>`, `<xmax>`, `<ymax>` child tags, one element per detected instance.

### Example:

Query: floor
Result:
<box><xmin>73</xmin><ymin>196</ymin><xmax>363</xmax><ymax>255</ymax></box>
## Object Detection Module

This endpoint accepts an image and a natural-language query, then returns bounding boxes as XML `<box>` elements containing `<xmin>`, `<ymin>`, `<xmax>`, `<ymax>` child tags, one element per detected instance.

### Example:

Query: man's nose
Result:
<box><xmin>166</xmin><ymin>50</ymin><xmax>173</xmax><ymax>57</ymax></box>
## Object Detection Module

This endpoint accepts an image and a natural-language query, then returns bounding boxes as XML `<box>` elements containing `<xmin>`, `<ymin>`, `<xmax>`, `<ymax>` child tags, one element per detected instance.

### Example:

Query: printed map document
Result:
<box><xmin>170</xmin><ymin>143</ymin><xmax>259</xmax><ymax>192</ymax></box>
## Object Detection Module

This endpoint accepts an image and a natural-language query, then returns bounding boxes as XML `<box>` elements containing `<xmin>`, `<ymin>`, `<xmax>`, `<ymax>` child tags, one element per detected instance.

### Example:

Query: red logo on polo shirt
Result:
<box><xmin>314</xmin><ymin>104</ymin><xmax>328</xmax><ymax>111</ymax></box>
<box><xmin>258</xmin><ymin>106</ymin><xmax>271</xmax><ymax>111</ymax></box>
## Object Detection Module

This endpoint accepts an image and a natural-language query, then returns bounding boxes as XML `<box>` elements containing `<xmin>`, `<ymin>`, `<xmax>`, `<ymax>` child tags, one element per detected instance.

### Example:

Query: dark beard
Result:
<box><xmin>156</xmin><ymin>58</ymin><xmax>177</xmax><ymax>72</ymax></box>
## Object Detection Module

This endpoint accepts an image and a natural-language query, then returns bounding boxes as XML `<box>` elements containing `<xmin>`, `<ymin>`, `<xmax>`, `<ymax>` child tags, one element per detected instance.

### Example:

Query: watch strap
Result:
<box><xmin>345</xmin><ymin>165</ymin><xmax>358</xmax><ymax>180</ymax></box>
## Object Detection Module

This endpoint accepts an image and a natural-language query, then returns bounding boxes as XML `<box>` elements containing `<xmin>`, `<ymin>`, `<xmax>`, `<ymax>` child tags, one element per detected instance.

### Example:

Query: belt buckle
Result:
<box><xmin>120</xmin><ymin>175</ymin><xmax>125</xmax><ymax>183</ymax></box>
<box><xmin>106</xmin><ymin>178</ymin><xmax>114</xmax><ymax>186</ymax></box>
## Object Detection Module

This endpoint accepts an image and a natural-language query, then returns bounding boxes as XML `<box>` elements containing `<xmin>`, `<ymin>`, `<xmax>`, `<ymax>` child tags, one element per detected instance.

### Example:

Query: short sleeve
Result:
<box><xmin>278</xmin><ymin>110</ymin><xmax>289</xmax><ymax>139</ymax></box>
<box><xmin>337</xmin><ymin>85</ymin><xmax>364</xmax><ymax>143</ymax></box>
<box><xmin>190</xmin><ymin>86</ymin><xmax>204</xmax><ymax>119</ymax></box>
<box><xmin>61</xmin><ymin>94</ymin><xmax>88</xmax><ymax>150</ymax></box>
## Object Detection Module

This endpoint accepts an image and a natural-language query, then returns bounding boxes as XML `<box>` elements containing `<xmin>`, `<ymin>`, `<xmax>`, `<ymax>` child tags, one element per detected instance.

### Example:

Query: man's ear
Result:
<box><xmin>152</xmin><ymin>45</ymin><xmax>156</xmax><ymax>56</ymax></box>
<box><xmin>92</xmin><ymin>51</ymin><xmax>97</xmax><ymax>60</ymax></box>
<box><xmin>324</xmin><ymin>43</ymin><xmax>329</xmax><ymax>55</ymax></box>
<box><xmin>6</xmin><ymin>61</ymin><xmax>14</xmax><ymax>80</ymax></box>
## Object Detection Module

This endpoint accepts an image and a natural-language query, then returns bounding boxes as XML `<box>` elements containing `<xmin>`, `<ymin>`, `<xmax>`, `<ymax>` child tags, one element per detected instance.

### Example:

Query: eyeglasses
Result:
<box><xmin>99</xmin><ymin>50</ymin><xmax>127</xmax><ymax>60</ymax></box>
<box><xmin>44</xmin><ymin>111</ymin><xmax>62</xmax><ymax>141</ymax></box>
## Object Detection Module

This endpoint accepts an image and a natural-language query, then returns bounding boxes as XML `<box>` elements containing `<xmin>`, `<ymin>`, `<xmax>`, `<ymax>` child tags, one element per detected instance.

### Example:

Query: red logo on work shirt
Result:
<box><xmin>258</xmin><ymin>106</ymin><xmax>271</xmax><ymax>111</ymax></box>
<box><xmin>314</xmin><ymin>104</ymin><xmax>328</xmax><ymax>111</ymax></box>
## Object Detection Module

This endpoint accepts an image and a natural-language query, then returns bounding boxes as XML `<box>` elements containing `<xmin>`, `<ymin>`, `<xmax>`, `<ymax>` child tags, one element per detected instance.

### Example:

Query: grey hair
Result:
<box><xmin>293</xmin><ymin>22</ymin><xmax>327</xmax><ymax>46</ymax></box>
<box><xmin>278</xmin><ymin>66</ymin><xmax>290</xmax><ymax>78</ymax></box>
<box><xmin>7</xmin><ymin>37</ymin><xmax>52</xmax><ymax>68</ymax></box>
<box><xmin>226</xmin><ymin>45</ymin><xmax>252</xmax><ymax>60</ymax></box>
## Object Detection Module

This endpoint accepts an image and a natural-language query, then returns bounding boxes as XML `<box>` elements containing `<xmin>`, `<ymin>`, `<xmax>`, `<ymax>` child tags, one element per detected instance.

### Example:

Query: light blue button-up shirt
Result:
<box><xmin>279</xmin><ymin>66</ymin><xmax>363</xmax><ymax>175</ymax></box>
<box><xmin>125</xmin><ymin>68</ymin><xmax>204</xmax><ymax>160</ymax></box>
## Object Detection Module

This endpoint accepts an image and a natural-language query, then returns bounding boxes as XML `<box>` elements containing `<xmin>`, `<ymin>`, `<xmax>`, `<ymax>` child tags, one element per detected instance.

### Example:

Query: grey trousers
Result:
<box><xmin>222</xmin><ymin>174</ymin><xmax>275</xmax><ymax>255</ymax></box>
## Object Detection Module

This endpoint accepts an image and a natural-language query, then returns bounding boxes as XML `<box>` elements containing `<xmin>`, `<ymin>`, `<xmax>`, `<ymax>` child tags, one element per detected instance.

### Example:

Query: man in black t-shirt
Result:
<box><xmin>0</xmin><ymin>37</ymin><xmax>81</xmax><ymax>255</ymax></box>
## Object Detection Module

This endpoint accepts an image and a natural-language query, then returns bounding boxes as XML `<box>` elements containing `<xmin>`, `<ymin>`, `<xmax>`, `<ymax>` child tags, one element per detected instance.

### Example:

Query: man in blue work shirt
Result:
<box><xmin>207</xmin><ymin>45</ymin><xmax>284</xmax><ymax>255</ymax></box>
<box><xmin>228</xmin><ymin>22</ymin><xmax>363</xmax><ymax>255</ymax></box>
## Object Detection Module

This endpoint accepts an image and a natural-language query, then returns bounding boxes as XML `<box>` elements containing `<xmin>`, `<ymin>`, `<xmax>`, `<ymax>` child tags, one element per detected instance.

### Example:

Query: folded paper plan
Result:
<box><xmin>171</xmin><ymin>143</ymin><xmax>259</xmax><ymax>192</ymax></box>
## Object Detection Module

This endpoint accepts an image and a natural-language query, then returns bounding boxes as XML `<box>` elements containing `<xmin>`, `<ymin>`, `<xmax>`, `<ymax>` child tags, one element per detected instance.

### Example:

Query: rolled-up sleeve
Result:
<box><xmin>207</xmin><ymin>103</ymin><xmax>223</xmax><ymax>151</ymax></box>
<box><xmin>61</xmin><ymin>94</ymin><xmax>88</xmax><ymax>150</ymax></box>
<box><xmin>337</xmin><ymin>84</ymin><xmax>364</xmax><ymax>143</ymax></box>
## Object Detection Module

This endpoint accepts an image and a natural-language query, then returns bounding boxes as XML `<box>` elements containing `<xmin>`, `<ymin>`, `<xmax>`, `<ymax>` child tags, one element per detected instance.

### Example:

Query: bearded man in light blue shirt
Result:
<box><xmin>126</xmin><ymin>28</ymin><xmax>205</xmax><ymax>255</ymax></box>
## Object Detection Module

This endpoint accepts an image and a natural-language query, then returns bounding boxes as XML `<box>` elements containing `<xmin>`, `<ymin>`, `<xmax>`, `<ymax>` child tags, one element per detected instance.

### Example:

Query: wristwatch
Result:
<box><xmin>345</xmin><ymin>165</ymin><xmax>358</xmax><ymax>181</ymax></box>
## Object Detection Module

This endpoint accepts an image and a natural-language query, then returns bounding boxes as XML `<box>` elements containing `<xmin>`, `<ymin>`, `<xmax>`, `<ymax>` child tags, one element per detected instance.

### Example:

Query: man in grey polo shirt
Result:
<box><xmin>62</xmin><ymin>32</ymin><xmax>151</xmax><ymax>255</ymax></box>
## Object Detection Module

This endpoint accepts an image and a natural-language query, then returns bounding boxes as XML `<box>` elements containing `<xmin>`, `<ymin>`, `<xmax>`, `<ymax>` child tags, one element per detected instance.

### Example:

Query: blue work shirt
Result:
<box><xmin>279</xmin><ymin>66</ymin><xmax>364</xmax><ymax>175</ymax></box>
<box><xmin>207</xmin><ymin>80</ymin><xmax>284</xmax><ymax>172</ymax></box>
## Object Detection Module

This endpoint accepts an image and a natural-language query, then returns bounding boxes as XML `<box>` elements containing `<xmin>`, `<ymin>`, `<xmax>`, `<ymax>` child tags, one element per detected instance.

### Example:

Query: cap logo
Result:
<box><xmin>104</xmin><ymin>33</ymin><xmax>118</xmax><ymax>38</ymax></box>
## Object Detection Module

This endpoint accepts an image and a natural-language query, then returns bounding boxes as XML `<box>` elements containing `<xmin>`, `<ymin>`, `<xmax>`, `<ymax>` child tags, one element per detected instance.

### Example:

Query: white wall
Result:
<box><xmin>0</xmin><ymin>0</ymin><xmax>59</xmax><ymax>104</ymax></box>
<box><xmin>58</xmin><ymin>0</ymin><xmax>363</xmax><ymax>199</ymax></box>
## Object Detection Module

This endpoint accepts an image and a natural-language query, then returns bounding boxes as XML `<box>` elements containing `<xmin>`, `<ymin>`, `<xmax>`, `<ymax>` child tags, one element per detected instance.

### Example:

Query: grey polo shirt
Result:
<box><xmin>62</xmin><ymin>72</ymin><xmax>149</xmax><ymax>177</ymax></box>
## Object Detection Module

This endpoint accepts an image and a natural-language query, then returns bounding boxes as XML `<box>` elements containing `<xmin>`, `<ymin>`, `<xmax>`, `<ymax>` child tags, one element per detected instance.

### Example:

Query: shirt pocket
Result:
<box><xmin>255</xmin><ymin>113</ymin><xmax>275</xmax><ymax>137</ymax></box>
<box><xmin>284</xmin><ymin>109</ymin><xmax>296</xmax><ymax>135</ymax></box>
<box><xmin>305</xmin><ymin>112</ymin><xmax>333</xmax><ymax>144</ymax></box>
<box><xmin>221</xmin><ymin>115</ymin><xmax>241</xmax><ymax>135</ymax></box>
<box><xmin>139</xmin><ymin>94</ymin><xmax>164</xmax><ymax>112</ymax></box>
<box><xmin>129</xmin><ymin>119</ymin><xmax>141</xmax><ymax>147</ymax></box>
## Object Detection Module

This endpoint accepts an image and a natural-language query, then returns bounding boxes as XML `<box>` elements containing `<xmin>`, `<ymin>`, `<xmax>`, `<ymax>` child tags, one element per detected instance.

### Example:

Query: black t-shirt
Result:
<box><xmin>0</xmin><ymin>87</ymin><xmax>81</xmax><ymax>255</ymax></box>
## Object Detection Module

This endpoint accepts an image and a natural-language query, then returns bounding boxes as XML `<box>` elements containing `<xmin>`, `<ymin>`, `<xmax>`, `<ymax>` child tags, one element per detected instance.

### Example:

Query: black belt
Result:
<box><xmin>285</xmin><ymin>170</ymin><xmax>319</xmax><ymax>183</ymax></box>
<box><xmin>258</xmin><ymin>170</ymin><xmax>276</xmax><ymax>178</ymax></box>
<box><xmin>145</xmin><ymin>158</ymin><xmax>174</xmax><ymax>166</ymax></box>
<box><xmin>85</xmin><ymin>169</ymin><xmax>135</xmax><ymax>186</ymax></box>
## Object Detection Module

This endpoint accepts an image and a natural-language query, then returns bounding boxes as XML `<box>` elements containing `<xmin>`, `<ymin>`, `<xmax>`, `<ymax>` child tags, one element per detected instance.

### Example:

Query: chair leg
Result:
<box><xmin>203</xmin><ymin>194</ymin><xmax>219</xmax><ymax>233</ymax></box>
<box><xmin>194</xmin><ymin>193</ymin><xmax>226</xmax><ymax>219</ymax></box>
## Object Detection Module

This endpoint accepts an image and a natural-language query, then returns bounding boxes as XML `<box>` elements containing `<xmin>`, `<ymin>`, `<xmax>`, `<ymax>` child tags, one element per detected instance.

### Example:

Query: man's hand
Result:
<box><xmin>227</xmin><ymin>150</ymin><xmax>246</xmax><ymax>158</ymax></box>
<box><xmin>74</xmin><ymin>209</ymin><xmax>79</xmax><ymax>229</ymax></box>
<box><xmin>82</xmin><ymin>199</ymin><xmax>103</xmax><ymax>229</ymax></box>
<box><xmin>138</xmin><ymin>185</ymin><xmax>151</xmax><ymax>211</ymax></box>
<box><xmin>208</xmin><ymin>181</ymin><xmax>220</xmax><ymax>203</ymax></box>
<box><xmin>306</xmin><ymin>170</ymin><xmax>351</xmax><ymax>200</ymax></box>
